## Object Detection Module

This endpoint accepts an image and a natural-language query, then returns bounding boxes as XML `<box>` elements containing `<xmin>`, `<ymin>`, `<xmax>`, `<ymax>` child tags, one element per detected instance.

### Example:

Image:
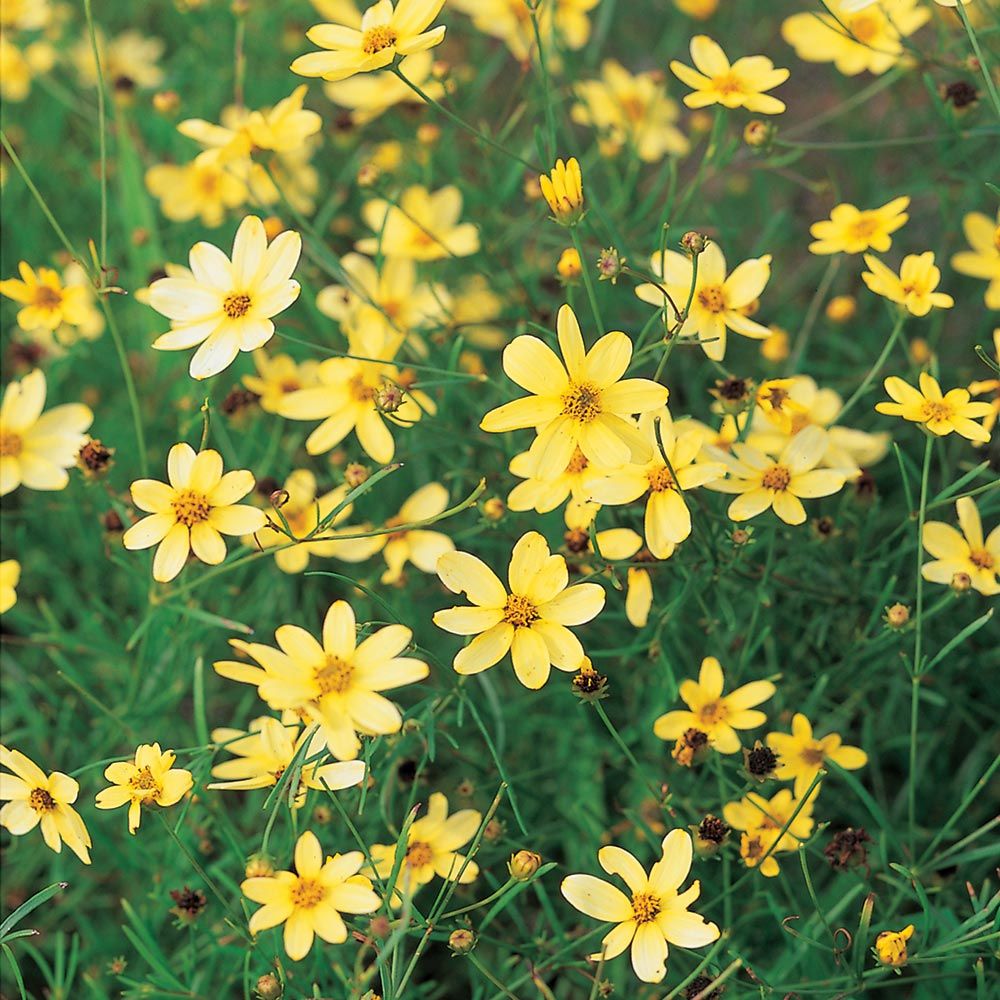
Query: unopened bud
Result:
<box><xmin>884</xmin><ymin>603</ymin><xmax>910</xmax><ymax>629</ymax></box>
<box><xmin>508</xmin><ymin>850</ymin><xmax>542</xmax><ymax>881</ymax></box>
<box><xmin>245</xmin><ymin>855</ymin><xmax>274</xmax><ymax>879</ymax></box>
<box><xmin>951</xmin><ymin>571</ymin><xmax>972</xmax><ymax>593</ymax></box>
<box><xmin>680</xmin><ymin>231</ymin><xmax>707</xmax><ymax>255</ymax></box>
<box><xmin>825</xmin><ymin>295</ymin><xmax>856</xmax><ymax>322</ymax></box>
<box><xmin>743</xmin><ymin>119</ymin><xmax>772</xmax><ymax>148</ymax></box>
<box><xmin>344</xmin><ymin>463</ymin><xmax>369</xmax><ymax>488</ymax></box>
<box><xmin>416</xmin><ymin>123</ymin><xmax>440</xmax><ymax>145</ymax></box>
<box><xmin>483</xmin><ymin>497</ymin><xmax>505</xmax><ymax>521</ymax></box>
<box><xmin>255</xmin><ymin>973</ymin><xmax>282</xmax><ymax>1000</ymax></box>
<box><xmin>374</xmin><ymin>382</ymin><xmax>404</xmax><ymax>414</ymax></box>
<box><xmin>357</xmin><ymin>163</ymin><xmax>381</xmax><ymax>187</ymax></box>
<box><xmin>152</xmin><ymin>90</ymin><xmax>180</xmax><ymax>115</ymax></box>
<box><xmin>262</xmin><ymin>216</ymin><xmax>285</xmax><ymax>242</ymax></box>
<box><xmin>596</xmin><ymin>246</ymin><xmax>626</xmax><ymax>283</ymax></box>
<box><xmin>557</xmin><ymin>248</ymin><xmax>582</xmax><ymax>281</ymax></box>
<box><xmin>448</xmin><ymin>928</ymin><xmax>476</xmax><ymax>954</ymax></box>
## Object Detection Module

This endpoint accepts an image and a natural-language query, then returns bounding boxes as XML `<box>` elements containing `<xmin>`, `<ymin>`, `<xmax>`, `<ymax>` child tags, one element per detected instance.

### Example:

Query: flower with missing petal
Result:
<box><xmin>433</xmin><ymin>530</ymin><xmax>605</xmax><ymax>689</ymax></box>
<box><xmin>766</xmin><ymin>713</ymin><xmax>867</xmax><ymax>795</ymax></box>
<box><xmin>560</xmin><ymin>829</ymin><xmax>720</xmax><ymax>984</ymax></box>
<box><xmin>921</xmin><ymin>497</ymin><xmax>998</xmax><ymax>596</ymax></box>
<box><xmin>876</xmin><ymin>373</ymin><xmax>992</xmax><ymax>442</ymax></box>
<box><xmin>147</xmin><ymin>215</ymin><xmax>302</xmax><ymax>380</ymax></box>
<box><xmin>122</xmin><ymin>443</ymin><xmax>267</xmax><ymax>583</ymax></box>
<box><xmin>808</xmin><ymin>198</ymin><xmax>910</xmax><ymax>256</ymax></box>
<box><xmin>94</xmin><ymin>743</ymin><xmax>193</xmax><ymax>834</ymax></box>
<box><xmin>861</xmin><ymin>252</ymin><xmax>953</xmax><ymax>316</ymax></box>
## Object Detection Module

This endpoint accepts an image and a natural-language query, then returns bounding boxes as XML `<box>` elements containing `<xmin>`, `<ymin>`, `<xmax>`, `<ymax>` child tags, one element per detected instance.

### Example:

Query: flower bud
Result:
<box><xmin>596</xmin><ymin>246</ymin><xmax>626</xmax><ymax>283</ymax></box>
<box><xmin>152</xmin><ymin>90</ymin><xmax>180</xmax><ymax>115</ymax></box>
<box><xmin>884</xmin><ymin>603</ymin><xmax>910</xmax><ymax>629</ymax></box>
<box><xmin>483</xmin><ymin>497</ymin><xmax>506</xmax><ymax>521</ymax></box>
<box><xmin>255</xmin><ymin>974</ymin><xmax>282</xmax><ymax>999</ymax></box>
<box><xmin>680</xmin><ymin>231</ymin><xmax>708</xmax><ymax>255</ymax></box>
<box><xmin>557</xmin><ymin>248</ymin><xmax>582</xmax><ymax>281</ymax></box>
<box><xmin>743</xmin><ymin>119</ymin><xmax>772</xmax><ymax>148</ymax></box>
<box><xmin>825</xmin><ymin>295</ymin><xmax>856</xmax><ymax>323</ymax></box>
<box><xmin>245</xmin><ymin>855</ymin><xmax>274</xmax><ymax>879</ymax></box>
<box><xmin>951</xmin><ymin>571</ymin><xmax>972</xmax><ymax>593</ymax></box>
<box><xmin>77</xmin><ymin>438</ymin><xmax>115</xmax><ymax>480</ymax></box>
<box><xmin>344</xmin><ymin>462</ymin><xmax>369</xmax><ymax>488</ymax></box>
<box><xmin>448</xmin><ymin>928</ymin><xmax>476</xmax><ymax>954</ymax></box>
<box><xmin>508</xmin><ymin>850</ymin><xmax>542</xmax><ymax>881</ymax></box>
<box><xmin>374</xmin><ymin>382</ymin><xmax>404</xmax><ymax>414</ymax></box>
<box><xmin>875</xmin><ymin>925</ymin><xmax>914</xmax><ymax>967</ymax></box>
<box><xmin>690</xmin><ymin>815</ymin><xmax>730</xmax><ymax>857</ymax></box>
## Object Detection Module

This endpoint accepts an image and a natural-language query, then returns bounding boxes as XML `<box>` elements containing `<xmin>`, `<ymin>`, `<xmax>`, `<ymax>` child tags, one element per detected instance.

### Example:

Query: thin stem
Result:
<box><xmin>82</xmin><ymin>0</ymin><xmax>108</xmax><ymax>265</ymax></box>
<box><xmin>570</xmin><ymin>227</ymin><xmax>605</xmax><ymax>335</ymax></box>
<box><xmin>592</xmin><ymin>702</ymin><xmax>662</xmax><ymax>803</ymax></box>
<box><xmin>837</xmin><ymin>309</ymin><xmax>906</xmax><ymax>422</ymax></box>
<box><xmin>957</xmin><ymin>4</ymin><xmax>1000</xmax><ymax>119</ymax></box>
<box><xmin>789</xmin><ymin>257</ymin><xmax>840</xmax><ymax>373</ymax></box>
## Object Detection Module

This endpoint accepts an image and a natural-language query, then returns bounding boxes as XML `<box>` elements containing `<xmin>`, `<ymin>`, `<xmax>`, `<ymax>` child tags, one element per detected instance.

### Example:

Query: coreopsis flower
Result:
<box><xmin>670</xmin><ymin>35</ymin><xmax>789</xmax><ymax>114</ymax></box>
<box><xmin>951</xmin><ymin>210</ymin><xmax>999</xmax><ymax>310</ymax></box>
<box><xmin>242</xmin><ymin>830</ymin><xmax>380</xmax><ymax>961</ymax></box>
<box><xmin>876</xmin><ymin>925</ymin><xmax>915</xmax><ymax>967</ymax></box>
<box><xmin>0</xmin><ymin>369</ymin><xmax>93</xmax><ymax>496</ymax></box>
<box><xmin>782</xmin><ymin>0</ymin><xmax>930</xmax><ymax>77</ymax></box>
<box><xmin>0</xmin><ymin>36</ymin><xmax>55</xmax><ymax>103</ymax></box>
<box><xmin>242</xmin><ymin>350</ymin><xmax>320</xmax><ymax>414</ymax></box>
<box><xmin>586</xmin><ymin>410</ymin><xmax>726</xmax><ymax>558</ymax></box>
<box><xmin>968</xmin><ymin>330</ymin><xmax>1000</xmax><ymax>439</ymax></box>
<box><xmin>357</xmin><ymin>185</ymin><xmax>480</xmax><ymax>259</ymax></box>
<box><xmin>367</xmin><ymin>792</ymin><xmax>482</xmax><ymax>900</ymax></box>
<box><xmin>808</xmin><ymin>198</ymin><xmax>910</xmax><ymax>256</ymax></box>
<box><xmin>72</xmin><ymin>28</ymin><xmax>164</xmax><ymax>92</ymax></box>
<box><xmin>754</xmin><ymin>379</ymin><xmax>810</xmax><ymax>434</ymax></box>
<box><xmin>861</xmin><ymin>253</ymin><xmax>953</xmax><ymax>316</ymax></box>
<box><xmin>147</xmin><ymin>215</ymin><xmax>302</xmax><ymax>380</ymax></box>
<box><xmin>572</xmin><ymin>61</ymin><xmax>689</xmax><ymax>163</ymax></box>
<box><xmin>434</xmin><ymin>530</ymin><xmax>605</xmax><ymax>689</ymax></box>
<box><xmin>707</xmin><ymin>425</ymin><xmax>849</xmax><ymax>525</ymax></box>
<box><xmin>634</xmin><ymin>244</ymin><xmax>772</xmax><ymax>361</ymax></box>
<box><xmin>921</xmin><ymin>497</ymin><xmax>998</xmax><ymax>596</ymax></box>
<box><xmin>94</xmin><ymin>743</ymin><xmax>193</xmax><ymax>834</ymax></box>
<box><xmin>766</xmin><ymin>714</ymin><xmax>868</xmax><ymax>795</ymax></box>
<box><xmin>324</xmin><ymin>52</ymin><xmax>445</xmax><ymax>125</ymax></box>
<box><xmin>480</xmin><ymin>304</ymin><xmax>669</xmax><ymax>474</ymax></box>
<box><xmin>875</xmin><ymin>373</ymin><xmax>992</xmax><ymax>442</ymax></box>
<box><xmin>723</xmin><ymin>787</ymin><xmax>817</xmax><ymax>877</ymax></box>
<box><xmin>291</xmin><ymin>0</ymin><xmax>447</xmax><ymax>83</ymax></box>
<box><xmin>446</xmin><ymin>275</ymin><xmax>507</xmax><ymax>350</ymax></box>
<box><xmin>539</xmin><ymin>157</ymin><xmax>585</xmax><ymax>225</ymax></box>
<box><xmin>208</xmin><ymin>716</ymin><xmax>365</xmax><ymax>803</ymax></box>
<box><xmin>123</xmin><ymin>443</ymin><xmax>266</xmax><ymax>583</ymax></box>
<box><xmin>560</xmin><ymin>829</ymin><xmax>720</xmax><ymax>984</ymax></box>
<box><xmin>507</xmin><ymin>446</ymin><xmax>616</xmax><ymax>528</ymax></box>
<box><xmin>0</xmin><ymin>261</ymin><xmax>92</xmax><ymax>332</ymax></box>
<box><xmin>17</xmin><ymin>262</ymin><xmax>105</xmax><ymax>353</ymax></box>
<box><xmin>653</xmin><ymin>656</ymin><xmax>775</xmax><ymax>754</ymax></box>
<box><xmin>0</xmin><ymin>559</ymin><xmax>19</xmax><ymax>613</ymax></box>
<box><xmin>213</xmin><ymin>600</ymin><xmax>429</xmax><ymax>760</ymax></box>
<box><xmin>0</xmin><ymin>746</ymin><xmax>92</xmax><ymax>863</ymax></box>
<box><xmin>145</xmin><ymin>150</ymin><xmax>249</xmax><ymax>227</ymax></box>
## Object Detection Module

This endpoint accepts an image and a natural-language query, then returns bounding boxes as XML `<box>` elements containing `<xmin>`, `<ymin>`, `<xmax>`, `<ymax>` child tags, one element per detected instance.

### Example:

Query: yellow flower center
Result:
<box><xmin>970</xmin><ymin>548</ymin><xmax>994</xmax><ymax>570</ymax></box>
<box><xmin>713</xmin><ymin>71</ymin><xmax>747</xmax><ymax>98</ymax></box>
<box><xmin>850</xmin><ymin>215</ymin><xmax>879</xmax><ymax>242</ymax></box>
<box><xmin>761</xmin><ymin>465</ymin><xmax>791</xmax><ymax>491</ymax></box>
<box><xmin>698</xmin><ymin>700</ymin><xmax>728</xmax><ymax>725</ymax></box>
<box><xmin>697</xmin><ymin>285</ymin><xmax>726</xmax><ymax>313</ymax></box>
<box><xmin>29</xmin><ymin>787</ymin><xmax>57</xmax><ymax>813</ymax></box>
<box><xmin>129</xmin><ymin>765</ymin><xmax>163</xmax><ymax>803</ymax></box>
<box><xmin>0</xmin><ymin>431</ymin><xmax>23</xmax><ymax>457</ymax></box>
<box><xmin>290</xmin><ymin>876</ymin><xmax>327</xmax><ymax>909</ymax></box>
<box><xmin>630</xmin><ymin>891</ymin><xmax>662</xmax><ymax>924</ymax></box>
<box><xmin>646</xmin><ymin>465</ymin><xmax>676</xmax><ymax>493</ymax></box>
<box><xmin>223</xmin><ymin>292</ymin><xmax>252</xmax><ymax>319</ymax></box>
<box><xmin>172</xmin><ymin>489</ymin><xmax>212</xmax><ymax>527</ymax></box>
<box><xmin>560</xmin><ymin>382</ymin><xmax>602</xmax><ymax>423</ymax></box>
<box><xmin>565</xmin><ymin>447</ymin><xmax>589</xmax><ymax>474</ymax></box>
<box><xmin>920</xmin><ymin>399</ymin><xmax>954</xmax><ymax>424</ymax></box>
<box><xmin>361</xmin><ymin>24</ymin><xmax>398</xmax><ymax>55</ymax></box>
<box><xmin>315</xmin><ymin>654</ymin><xmax>354</xmax><ymax>695</ymax></box>
<box><xmin>33</xmin><ymin>285</ymin><xmax>63</xmax><ymax>310</ymax></box>
<box><xmin>406</xmin><ymin>840</ymin><xmax>434</xmax><ymax>868</ymax></box>
<box><xmin>503</xmin><ymin>593</ymin><xmax>540</xmax><ymax>628</ymax></box>
<box><xmin>848</xmin><ymin>12</ymin><xmax>881</xmax><ymax>44</ymax></box>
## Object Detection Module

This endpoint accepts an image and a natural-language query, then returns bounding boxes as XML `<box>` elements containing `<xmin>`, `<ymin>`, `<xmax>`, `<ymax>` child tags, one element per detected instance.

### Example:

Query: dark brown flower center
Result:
<box><xmin>503</xmin><ymin>594</ymin><xmax>539</xmax><ymax>628</ymax></box>
<box><xmin>29</xmin><ymin>787</ymin><xmax>56</xmax><ymax>813</ymax></box>
<box><xmin>223</xmin><ymin>292</ymin><xmax>252</xmax><ymax>319</ymax></box>
<box><xmin>172</xmin><ymin>489</ymin><xmax>211</xmax><ymax>527</ymax></box>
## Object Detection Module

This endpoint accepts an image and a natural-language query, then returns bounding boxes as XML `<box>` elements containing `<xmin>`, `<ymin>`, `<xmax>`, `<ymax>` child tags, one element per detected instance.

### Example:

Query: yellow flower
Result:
<box><xmin>242</xmin><ymin>829</ymin><xmax>380</xmax><ymax>961</ymax></box>
<box><xmin>357</xmin><ymin>184</ymin><xmax>480</xmax><ymax>259</ymax></box>
<box><xmin>0</xmin><ymin>369</ymin><xmax>93</xmax><ymax>496</ymax></box>
<box><xmin>876</xmin><ymin>924</ymin><xmax>915</xmax><ymax>967</ymax></box>
<box><xmin>145</xmin><ymin>149</ymin><xmax>249</xmax><ymax>227</ymax></box>
<box><xmin>434</xmin><ymin>530</ymin><xmax>605</xmax><ymax>689</ymax></box>
<box><xmin>0</xmin><ymin>261</ymin><xmax>91</xmax><ymax>332</ymax></box>
<box><xmin>292</xmin><ymin>0</ymin><xmax>446</xmax><ymax>82</ymax></box>
<box><xmin>73</xmin><ymin>28</ymin><xmax>165</xmax><ymax>92</ymax></box>
<box><xmin>808</xmin><ymin>197</ymin><xmax>910</xmax><ymax>255</ymax></box>
<box><xmin>0</xmin><ymin>37</ymin><xmax>56</xmax><ymax>103</ymax></box>
<box><xmin>921</xmin><ymin>497</ymin><xmax>998</xmax><ymax>596</ymax></box>
<box><xmin>586</xmin><ymin>409</ymin><xmax>727</xmax><ymax>559</ymax></box>
<box><xmin>635</xmin><ymin>243</ymin><xmax>773</xmax><ymax>361</ymax></box>
<box><xmin>674</xmin><ymin>0</ymin><xmax>719</xmax><ymax>16</ymax></box>
<box><xmin>708</xmin><ymin>425</ymin><xmax>849</xmax><ymax>525</ymax></box>
<box><xmin>539</xmin><ymin>157</ymin><xmax>585</xmax><ymax>225</ymax></box>
<box><xmin>0</xmin><ymin>746</ymin><xmax>92</xmax><ymax>863</ymax></box>
<box><xmin>557</xmin><ymin>248</ymin><xmax>582</xmax><ymax>280</ymax></box>
<box><xmin>242</xmin><ymin>350</ymin><xmax>321</xmax><ymax>414</ymax></box>
<box><xmin>653</xmin><ymin>656</ymin><xmax>775</xmax><ymax>754</ymax></box>
<box><xmin>508</xmin><ymin>445</ymin><xmax>615</xmax><ymax>524</ymax></box>
<box><xmin>19</xmin><ymin>262</ymin><xmax>105</xmax><ymax>353</ymax></box>
<box><xmin>0</xmin><ymin>559</ymin><xmax>19</xmax><ymax>613</ymax></box>
<box><xmin>670</xmin><ymin>35</ymin><xmax>789</xmax><ymax>114</ymax></box>
<box><xmin>122</xmin><ymin>443</ymin><xmax>267</xmax><ymax>583</ymax></box>
<box><xmin>876</xmin><ymin>373</ymin><xmax>992</xmax><ymax>442</ymax></box>
<box><xmin>766</xmin><ymin>713</ymin><xmax>867</xmax><ymax>795</ymax></box>
<box><xmin>968</xmin><ymin>330</ymin><xmax>999</xmax><ymax>439</ymax></box>
<box><xmin>446</xmin><ymin>275</ymin><xmax>507</xmax><ymax>350</ymax></box>
<box><xmin>754</xmin><ymin>379</ymin><xmax>811</xmax><ymax>435</ymax></box>
<box><xmin>760</xmin><ymin>327</ymin><xmax>790</xmax><ymax>363</ymax></box>
<box><xmin>723</xmin><ymin>787</ymin><xmax>817</xmax><ymax>877</ymax></box>
<box><xmin>560</xmin><ymin>829</ymin><xmax>720</xmax><ymax>984</ymax></box>
<box><xmin>861</xmin><ymin>252</ymin><xmax>954</xmax><ymax>316</ymax></box>
<box><xmin>147</xmin><ymin>215</ymin><xmax>302</xmax><ymax>380</ymax></box>
<box><xmin>324</xmin><ymin>51</ymin><xmax>444</xmax><ymax>124</ymax></box>
<box><xmin>1</xmin><ymin>0</ymin><xmax>53</xmax><ymax>30</ymax></box>
<box><xmin>781</xmin><ymin>0</ymin><xmax>929</xmax><ymax>77</ymax></box>
<box><xmin>368</xmin><ymin>792</ymin><xmax>482</xmax><ymax>900</ymax></box>
<box><xmin>213</xmin><ymin>600</ymin><xmax>429</xmax><ymax>760</ymax></box>
<box><xmin>480</xmin><ymin>304</ymin><xmax>669</xmax><ymax>474</ymax></box>
<box><xmin>951</xmin><ymin>210</ymin><xmax>1000</xmax><ymax>310</ymax></box>
<box><xmin>94</xmin><ymin>743</ymin><xmax>193</xmax><ymax>834</ymax></box>
<box><xmin>209</xmin><ymin>715</ymin><xmax>365</xmax><ymax>803</ymax></box>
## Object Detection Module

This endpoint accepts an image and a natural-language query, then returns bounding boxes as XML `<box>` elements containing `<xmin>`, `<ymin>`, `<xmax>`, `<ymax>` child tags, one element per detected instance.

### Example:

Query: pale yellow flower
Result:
<box><xmin>921</xmin><ymin>497</ymin><xmax>998</xmax><ymax>595</ymax></box>
<box><xmin>324</xmin><ymin>51</ymin><xmax>444</xmax><ymax>125</ymax></box>
<box><xmin>951</xmin><ymin>210</ymin><xmax>999</xmax><ymax>310</ymax></box>
<box><xmin>723</xmin><ymin>787</ymin><xmax>817</xmax><ymax>877</ymax></box>
<box><xmin>73</xmin><ymin>28</ymin><xmax>165</xmax><ymax>92</ymax></box>
<box><xmin>95</xmin><ymin>743</ymin><xmax>193</xmax><ymax>834</ymax></box>
<box><xmin>145</xmin><ymin>149</ymin><xmax>249</xmax><ymax>228</ymax></box>
<box><xmin>242</xmin><ymin>350</ymin><xmax>321</xmax><ymax>414</ymax></box>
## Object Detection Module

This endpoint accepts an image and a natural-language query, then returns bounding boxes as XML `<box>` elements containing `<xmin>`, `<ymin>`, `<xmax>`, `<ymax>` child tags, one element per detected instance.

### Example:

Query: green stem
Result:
<box><xmin>957</xmin><ymin>3</ymin><xmax>1000</xmax><ymax>119</ymax></box>
<box><xmin>837</xmin><ymin>309</ymin><xmax>906</xmax><ymax>422</ymax></box>
<box><xmin>100</xmin><ymin>299</ymin><xmax>149</xmax><ymax>476</ymax></box>
<box><xmin>570</xmin><ymin>227</ymin><xmax>605</xmax><ymax>335</ymax></box>
<box><xmin>82</xmin><ymin>0</ymin><xmax>108</xmax><ymax>265</ymax></box>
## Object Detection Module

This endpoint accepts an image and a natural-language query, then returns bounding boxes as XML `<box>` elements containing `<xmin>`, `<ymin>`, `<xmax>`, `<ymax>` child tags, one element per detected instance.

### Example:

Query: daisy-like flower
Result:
<box><xmin>242</xmin><ymin>350</ymin><xmax>320</xmax><ymax>414</ymax></box>
<box><xmin>560</xmin><ymin>829</ymin><xmax>720</xmax><ymax>984</ymax></box>
<box><xmin>145</xmin><ymin>149</ymin><xmax>249</xmax><ymax>228</ymax></box>
<box><xmin>723</xmin><ymin>787</ymin><xmax>817</xmax><ymax>877</ymax></box>
<box><xmin>876</xmin><ymin>925</ymin><xmax>915</xmax><ymax>967</ymax></box>
<box><xmin>324</xmin><ymin>51</ymin><xmax>445</xmax><ymax>125</ymax></box>
<box><xmin>0</xmin><ymin>369</ymin><xmax>93</xmax><ymax>497</ymax></box>
<box><xmin>291</xmin><ymin>0</ymin><xmax>446</xmax><ymax>83</ymax></box>
<box><xmin>875</xmin><ymin>373</ymin><xmax>992</xmax><ymax>443</ymax></box>
<box><xmin>861</xmin><ymin>253</ymin><xmax>953</xmax><ymax>316</ymax></box>
<box><xmin>808</xmin><ymin>197</ymin><xmax>910</xmax><ymax>256</ymax></box>
<box><xmin>766</xmin><ymin>713</ymin><xmax>867</xmax><ymax>795</ymax></box>
<box><xmin>670</xmin><ymin>35</ymin><xmax>789</xmax><ymax>114</ymax></box>
<box><xmin>539</xmin><ymin>157</ymin><xmax>585</xmax><ymax>226</ymax></box>
<box><xmin>242</xmin><ymin>830</ymin><xmax>380</xmax><ymax>961</ymax></box>
<box><xmin>0</xmin><ymin>746</ymin><xmax>92</xmax><ymax>863</ymax></box>
<box><xmin>586</xmin><ymin>409</ymin><xmax>727</xmax><ymax>559</ymax></box>
<box><xmin>653</xmin><ymin>656</ymin><xmax>775</xmax><ymax>754</ymax></box>
<box><xmin>0</xmin><ymin>261</ymin><xmax>92</xmax><ymax>332</ymax></box>
<box><xmin>122</xmin><ymin>443</ymin><xmax>267</xmax><ymax>583</ymax></box>
<box><xmin>951</xmin><ymin>210</ymin><xmax>999</xmax><ymax>310</ymax></box>
<box><xmin>147</xmin><ymin>215</ymin><xmax>302</xmax><ymax>380</ymax></box>
<box><xmin>94</xmin><ymin>743</ymin><xmax>193</xmax><ymax>834</ymax></box>
<box><xmin>434</xmin><ymin>530</ymin><xmax>606</xmax><ymax>689</ymax></box>
<box><xmin>367</xmin><ymin>792</ymin><xmax>482</xmax><ymax>901</ymax></box>
<box><xmin>450</xmin><ymin>0</ymin><xmax>599</xmax><ymax>61</ymax></box>
<box><xmin>921</xmin><ymin>497</ymin><xmax>998</xmax><ymax>596</ymax></box>
<box><xmin>634</xmin><ymin>243</ymin><xmax>772</xmax><ymax>362</ymax></box>
<box><xmin>480</xmin><ymin>304</ymin><xmax>669</xmax><ymax>475</ymax></box>
<box><xmin>209</xmin><ymin>715</ymin><xmax>365</xmax><ymax>804</ymax></box>
<box><xmin>214</xmin><ymin>600</ymin><xmax>429</xmax><ymax>760</ymax></box>
<box><xmin>707</xmin><ymin>425</ymin><xmax>849</xmax><ymax>525</ymax></box>
<box><xmin>0</xmin><ymin>559</ymin><xmax>19</xmax><ymax>613</ymax></box>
